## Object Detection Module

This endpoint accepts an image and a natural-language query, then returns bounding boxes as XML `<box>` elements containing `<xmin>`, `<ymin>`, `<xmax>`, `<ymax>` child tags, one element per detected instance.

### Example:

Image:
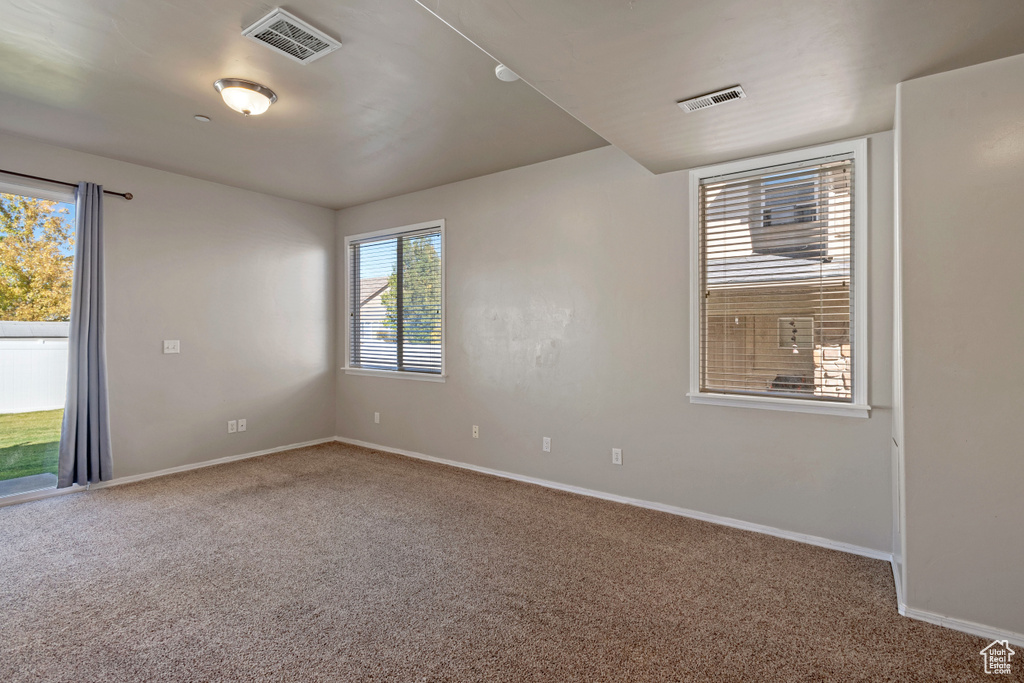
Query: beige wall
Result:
<box><xmin>898</xmin><ymin>55</ymin><xmax>1024</xmax><ymax>634</ymax></box>
<box><xmin>337</xmin><ymin>133</ymin><xmax>895</xmax><ymax>552</ymax></box>
<box><xmin>0</xmin><ymin>132</ymin><xmax>337</xmax><ymax>479</ymax></box>
<box><xmin>0</xmin><ymin>126</ymin><xmax>896</xmax><ymax>559</ymax></box>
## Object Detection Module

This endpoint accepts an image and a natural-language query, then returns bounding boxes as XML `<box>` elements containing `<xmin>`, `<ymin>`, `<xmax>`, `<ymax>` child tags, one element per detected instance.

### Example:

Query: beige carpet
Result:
<box><xmin>0</xmin><ymin>442</ymin><xmax>1011</xmax><ymax>682</ymax></box>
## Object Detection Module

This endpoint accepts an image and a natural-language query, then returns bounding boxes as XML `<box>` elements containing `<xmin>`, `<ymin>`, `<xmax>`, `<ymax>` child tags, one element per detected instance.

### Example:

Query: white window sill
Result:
<box><xmin>344</xmin><ymin>368</ymin><xmax>446</xmax><ymax>383</ymax></box>
<box><xmin>687</xmin><ymin>392</ymin><xmax>870</xmax><ymax>418</ymax></box>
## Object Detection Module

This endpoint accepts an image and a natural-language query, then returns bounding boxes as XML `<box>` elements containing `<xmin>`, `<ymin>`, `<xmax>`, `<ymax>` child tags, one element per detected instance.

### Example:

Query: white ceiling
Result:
<box><xmin>417</xmin><ymin>0</ymin><xmax>1024</xmax><ymax>174</ymax></box>
<box><xmin>5</xmin><ymin>1</ymin><xmax>1024</xmax><ymax>210</ymax></box>
<box><xmin>0</xmin><ymin>0</ymin><xmax>606</xmax><ymax>208</ymax></box>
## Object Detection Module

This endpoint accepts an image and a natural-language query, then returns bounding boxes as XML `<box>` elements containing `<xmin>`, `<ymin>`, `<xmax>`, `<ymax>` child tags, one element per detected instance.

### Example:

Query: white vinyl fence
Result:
<box><xmin>0</xmin><ymin>322</ymin><xmax>69</xmax><ymax>414</ymax></box>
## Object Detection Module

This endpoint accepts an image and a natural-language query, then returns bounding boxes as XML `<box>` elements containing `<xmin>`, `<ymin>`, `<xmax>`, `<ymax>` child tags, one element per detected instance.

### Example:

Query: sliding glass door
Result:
<box><xmin>0</xmin><ymin>183</ymin><xmax>75</xmax><ymax>497</ymax></box>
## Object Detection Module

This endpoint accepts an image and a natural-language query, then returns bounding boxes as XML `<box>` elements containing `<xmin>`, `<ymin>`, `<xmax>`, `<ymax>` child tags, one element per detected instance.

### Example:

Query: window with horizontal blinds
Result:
<box><xmin>698</xmin><ymin>154</ymin><xmax>854</xmax><ymax>402</ymax></box>
<box><xmin>349</xmin><ymin>225</ymin><xmax>443</xmax><ymax>375</ymax></box>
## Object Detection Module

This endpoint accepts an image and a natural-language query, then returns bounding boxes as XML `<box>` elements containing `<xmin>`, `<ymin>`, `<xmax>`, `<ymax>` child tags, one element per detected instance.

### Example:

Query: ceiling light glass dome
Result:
<box><xmin>213</xmin><ymin>79</ymin><xmax>277</xmax><ymax>116</ymax></box>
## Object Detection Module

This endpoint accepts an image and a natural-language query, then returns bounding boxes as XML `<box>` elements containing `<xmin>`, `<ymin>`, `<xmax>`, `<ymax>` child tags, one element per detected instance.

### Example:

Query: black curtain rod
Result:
<box><xmin>0</xmin><ymin>169</ymin><xmax>133</xmax><ymax>200</ymax></box>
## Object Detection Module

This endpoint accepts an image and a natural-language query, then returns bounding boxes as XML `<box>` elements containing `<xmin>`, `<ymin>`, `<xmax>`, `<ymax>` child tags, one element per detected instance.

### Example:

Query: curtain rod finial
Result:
<box><xmin>123</xmin><ymin>192</ymin><xmax>133</xmax><ymax>200</ymax></box>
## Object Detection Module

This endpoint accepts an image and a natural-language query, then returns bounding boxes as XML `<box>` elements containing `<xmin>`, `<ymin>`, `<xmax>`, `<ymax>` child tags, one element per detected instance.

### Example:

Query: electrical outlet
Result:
<box><xmin>238</xmin><ymin>419</ymin><xmax>246</xmax><ymax>432</ymax></box>
<box><xmin>228</xmin><ymin>420</ymin><xmax>237</xmax><ymax>434</ymax></box>
<box><xmin>374</xmin><ymin>412</ymin><xmax>380</xmax><ymax>424</ymax></box>
<box><xmin>163</xmin><ymin>340</ymin><xmax>180</xmax><ymax>354</ymax></box>
<box><xmin>472</xmin><ymin>425</ymin><xmax>479</xmax><ymax>439</ymax></box>
<box><xmin>543</xmin><ymin>437</ymin><xmax>551</xmax><ymax>452</ymax></box>
<box><xmin>612</xmin><ymin>448</ymin><xmax>622</xmax><ymax>465</ymax></box>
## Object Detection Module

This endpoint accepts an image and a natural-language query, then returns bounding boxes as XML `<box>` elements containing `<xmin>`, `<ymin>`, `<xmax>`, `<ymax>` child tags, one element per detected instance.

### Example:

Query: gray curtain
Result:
<box><xmin>57</xmin><ymin>182</ymin><xmax>112</xmax><ymax>488</ymax></box>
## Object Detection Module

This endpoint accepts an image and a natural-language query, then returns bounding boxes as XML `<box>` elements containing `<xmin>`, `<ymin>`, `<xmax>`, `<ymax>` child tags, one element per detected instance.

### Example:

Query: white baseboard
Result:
<box><xmin>898</xmin><ymin>602</ymin><xmax>1024</xmax><ymax>648</ymax></box>
<box><xmin>890</xmin><ymin>560</ymin><xmax>1023</xmax><ymax>647</ymax></box>
<box><xmin>333</xmin><ymin>436</ymin><xmax>892</xmax><ymax>562</ymax></box>
<box><xmin>91</xmin><ymin>437</ymin><xmax>339</xmax><ymax>489</ymax></box>
<box><xmin>891</xmin><ymin>557</ymin><xmax>904</xmax><ymax>606</ymax></box>
<box><xmin>9</xmin><ymin>433</ymin><xmax>1019</xmax><ymax>648</ymax></box>
<box><xmin>0</xmin><ymin>437</ymin><xmax>338</xmax><ymax>508</ymax></box>
<box><xmin>341</xmin><ymin>436</ymin><xmax>1024</xmax><ymax>646</ymax></box>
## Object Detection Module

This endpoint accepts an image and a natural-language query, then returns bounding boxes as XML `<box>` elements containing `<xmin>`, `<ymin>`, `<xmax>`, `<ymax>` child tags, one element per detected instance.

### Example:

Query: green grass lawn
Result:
<box><xmin>0</xmin><ymin>409</ymin><xmax>62</xmax><ymax>482</ymax></box>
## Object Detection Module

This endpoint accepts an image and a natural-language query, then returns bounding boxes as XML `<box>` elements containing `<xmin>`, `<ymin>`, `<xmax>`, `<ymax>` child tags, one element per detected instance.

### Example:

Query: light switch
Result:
<box><xmin>163</xmin><ymin>340</ymin><xmax>180</xmax><ymax>354</ymax></box>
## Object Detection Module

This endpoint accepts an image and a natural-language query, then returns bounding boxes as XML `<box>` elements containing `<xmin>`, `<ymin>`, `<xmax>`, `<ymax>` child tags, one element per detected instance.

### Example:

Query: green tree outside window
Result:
<box><xmin>379</xmin><ymin>235</ymin><xmax>441</xmax><ymax>345</ymax></box>
<box><xmin>0</xmin><ymin>194</ymin><xmax>75</xmax><ymax>322</ymax></box>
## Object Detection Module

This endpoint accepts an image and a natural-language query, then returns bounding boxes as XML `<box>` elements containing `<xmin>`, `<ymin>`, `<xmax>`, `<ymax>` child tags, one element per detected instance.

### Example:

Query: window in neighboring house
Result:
<box><xmin>689</xmin><ymin>140</ymin><xmax>868</xmax><ymax>416</ymax></box>
<box><xmin>345</xmin><ymin>221</ymin><xmax>444</xmax><ymax>379</ymax></box>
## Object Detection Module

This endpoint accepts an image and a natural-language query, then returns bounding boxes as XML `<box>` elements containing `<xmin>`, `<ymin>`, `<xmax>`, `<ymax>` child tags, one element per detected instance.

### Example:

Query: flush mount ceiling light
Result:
<box><xmin>213</xmin><ymin>78</ymin><xmax>277</xmax><ymax>116</ymax></box>
<box><xmin>494</xmin><ymin>64</ymin><xmax>520</xmax><ymax>82</ymax></box>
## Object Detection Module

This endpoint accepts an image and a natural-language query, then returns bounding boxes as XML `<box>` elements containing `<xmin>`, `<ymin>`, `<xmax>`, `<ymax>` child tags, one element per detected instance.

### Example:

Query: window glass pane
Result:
<box><xmin>352</xmin><ymin>237</ymin><xmax>397</xmax><ymax>370</ymax></box>
<box><xmin>0</xmin><ymin>191</ymin><xmax>75</xmax><ymax>494</ymax></box>
<box><xmin>400</xmin><ymin>232</ymin><xmax>442</xmax><ymax>373</ymax></box>
<box><xmin>700</xmin><ymin>158</ymin><xmax>853</xmax><ymax>401</ymax></box>
<box><xmin>349</xmin><ymin>227</ymin><xmax>443</xmax><ymax>375</ymax></box>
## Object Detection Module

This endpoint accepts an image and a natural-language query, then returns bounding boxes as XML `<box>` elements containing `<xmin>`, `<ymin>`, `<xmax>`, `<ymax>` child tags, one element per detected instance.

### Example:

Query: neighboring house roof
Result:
<box><xmin>707</xmin><ymin>254</ymin><xmax>849</xmax><ymax>287</ymax></box>
<box><xmin>359</xmin><ymin>277</ymin><xmax>390</xmax><ymax>307</ymax></box>
<box><xmin>0</xmin><ymin>321</ymin><xmax>70</xmax><ymax>338</ymax></box>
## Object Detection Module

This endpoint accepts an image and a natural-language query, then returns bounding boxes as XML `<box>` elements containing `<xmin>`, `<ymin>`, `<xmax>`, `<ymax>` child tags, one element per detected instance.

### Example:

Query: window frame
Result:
<box><xmin>687</xmin><ymin>139</ymin><xmax>870</xmax><ymax>418</ymax></box>
<box><xmin>0</xmin><ymin>178</ymin><xmax>75</xmax><ymax>204</ymax></box>
<box><xmin>343</xmin><ymin>219</ymin><xmax>446</xmax><ymax>383</ymax></box>
<box><xmin>0</xmin><ymin>177</ymin><xmax>77</xmax><ymax>499</ymax></box>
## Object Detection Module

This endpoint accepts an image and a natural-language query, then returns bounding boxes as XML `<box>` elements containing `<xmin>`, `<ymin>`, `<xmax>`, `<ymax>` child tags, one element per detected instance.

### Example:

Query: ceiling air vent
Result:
<box><xmin>677</xmin><ymin>85</ymin><xmax>746</xmax><ymax>113</ymax></box>
<box><xmin>242</xmin><ymin>9</ymin><xmax>341</xmax><ymax>65</ymax></box>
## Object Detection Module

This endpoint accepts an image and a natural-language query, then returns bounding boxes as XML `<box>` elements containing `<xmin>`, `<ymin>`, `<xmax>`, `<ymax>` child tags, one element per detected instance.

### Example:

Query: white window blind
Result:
<box><xmin>349</xmin><ymin>225</ymin><xmax>443</xmax><ymax>375</ymax></box>
<box><xmin>698</xmin><ymin>153</ymin><xmax>855</xmax><ymax>402</ymax></box>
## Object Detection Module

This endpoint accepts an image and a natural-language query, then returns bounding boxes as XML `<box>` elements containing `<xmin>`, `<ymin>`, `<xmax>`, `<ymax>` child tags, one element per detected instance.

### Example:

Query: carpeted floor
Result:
<box><xmin>0</xmin><ymin>442</ymin><xmax>1011</xmax><ymax>682</ymax></box>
